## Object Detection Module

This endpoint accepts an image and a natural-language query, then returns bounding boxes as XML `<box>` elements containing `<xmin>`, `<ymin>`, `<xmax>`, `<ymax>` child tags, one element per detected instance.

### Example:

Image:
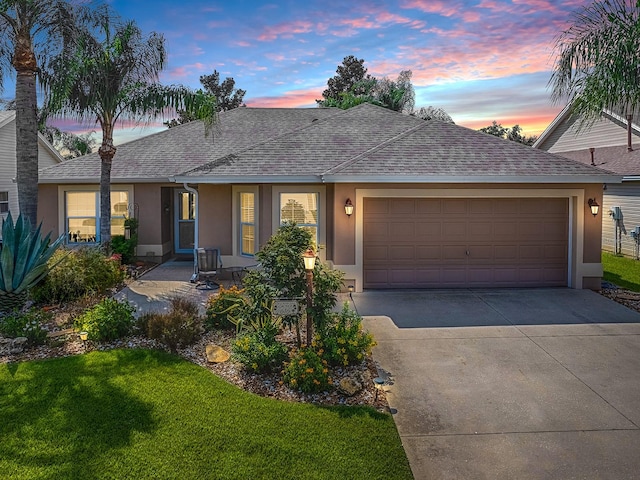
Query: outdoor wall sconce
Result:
<box><xmin>588</xmin><ymin>198</ymin><xmax>599</xmax><ymax>217</ymax></box>
<box><xmin>344</xmin><ymin>198</ymin><xmax>354</xmax><ymax>217</ymax></box>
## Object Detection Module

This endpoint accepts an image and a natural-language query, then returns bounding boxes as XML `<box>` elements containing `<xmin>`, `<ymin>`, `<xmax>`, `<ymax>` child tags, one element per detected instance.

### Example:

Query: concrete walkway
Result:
<box><xmin>114</xmin><ymin>260</ymin><xmax>218</xmax><ymax>315</ymax></box>
<box><xmin>356</xmin><ymin>289</ymin><xmax>640</xmax><ymax>479</ymax></box>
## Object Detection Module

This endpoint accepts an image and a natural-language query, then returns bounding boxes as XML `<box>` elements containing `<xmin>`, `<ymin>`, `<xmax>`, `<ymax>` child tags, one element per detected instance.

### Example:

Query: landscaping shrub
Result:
<box><xmin>0</xmin><ymin>308</ymin><xmax>51</xmax><ymax>346</ymax></box>
<box><xmin>232</xmin><ymin>324</ymin><xmax>288</xmax><ymax>373</ymax></box>
<box><xmin>111</xmin><ymin>218</ymin><xmax>138</xmax><ymax>264</ymax></box>
<box><xmin>32</xmin><ymin>247</ymin><xmax>125</xmax><ymax>304</ymax></box>
<box><xmin>316</xmin><ymin>303</ymin><xmax>376</xmax><ymax>366</ymax></box>
<box><xmin>138</xmin><ymin>297</ymin><xmax>202</xmax><ymax>353</ymax></box>
<box><xmin>205</xmin><ymin>285</ymin><xmax>246</xmax><ymax>330</ymax></box>
<box><xmin>282</xmin><ymin>346</ymin><xmax>331</xmax><ymax>393</ymax></box>
<box><xmin>74</xmin><ymin>298</ymin><xmax>135</xmax><ymax>341</ymax></box>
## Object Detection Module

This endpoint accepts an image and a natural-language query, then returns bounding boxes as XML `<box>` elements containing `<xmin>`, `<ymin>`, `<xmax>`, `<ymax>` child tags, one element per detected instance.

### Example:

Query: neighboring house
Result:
<box><xmin>39</xmin><ymin>103</ymin><xmax>616</xmax><ymax>291</ymax></box>
<box><xmin>0</xmin><ymin>110</ymin><xmax>63</xmax><ymax>236</ymax></box>
<box><xmin>535</xmin><ymin>105</ymin><xmax>640</xmax><ymax>258</ymax></box>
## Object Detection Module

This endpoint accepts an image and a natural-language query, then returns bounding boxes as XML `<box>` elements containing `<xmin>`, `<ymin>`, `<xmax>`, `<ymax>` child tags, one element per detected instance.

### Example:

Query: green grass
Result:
<box><xmin>602</xmin><ymin>252</ymin><xmax>640</xmax><ymax>292</ymax></box>
<box><xmin>0</xmin><ymin>349</ymin><xmax>412</xmax><ymax>480</ymax></box>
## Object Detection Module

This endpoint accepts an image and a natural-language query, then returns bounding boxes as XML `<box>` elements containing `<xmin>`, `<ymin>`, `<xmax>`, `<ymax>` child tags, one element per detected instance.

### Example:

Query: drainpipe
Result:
<box><xmin>627</xmin><ymin>114</ymin><xmax>634</xmax><ymax>152</ymax></box>
<box><xmin>183</xmin><ymin>183</ymin><xmax>199</xmax><ymax>278</ymax></box>
<box><xmin>589</xmin><ymin>147</ymin><xmax>595</xmax><ymax>166</ymax></box>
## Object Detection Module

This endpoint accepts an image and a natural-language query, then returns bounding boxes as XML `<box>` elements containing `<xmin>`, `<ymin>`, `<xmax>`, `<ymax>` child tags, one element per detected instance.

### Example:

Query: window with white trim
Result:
<box><xmin>0</xmin><ymin>192</ymin><xmax>8</xmax><ymax>214</ymax></box>
<box><xmin>279</xmin><ymin>192</ymin><xmax>319</xmax><ymax>246</ymax></box>
<box><xmin>65</xmin><ymin>191</ymin><xmax>129</xmax><ymax>243</ymax></box>
<box><xmin>240</xmin><ymin>192</ymin><xmax>256</xmax><ymax>256</ymax></box>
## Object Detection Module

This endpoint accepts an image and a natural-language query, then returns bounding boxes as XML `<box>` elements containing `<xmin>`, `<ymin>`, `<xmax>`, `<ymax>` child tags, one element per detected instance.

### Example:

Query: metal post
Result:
<box><xmin>306</xmin><ymin>269</ymin><xmax>314</xmax><ymax>346</ymax></box>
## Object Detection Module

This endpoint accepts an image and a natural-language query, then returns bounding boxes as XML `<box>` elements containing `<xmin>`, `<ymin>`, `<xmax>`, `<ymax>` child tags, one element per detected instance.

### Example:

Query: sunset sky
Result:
<box><xmin>4</xmin><ymin>0</ymin><xmax>594</xmax><ymax>144</ymax></box>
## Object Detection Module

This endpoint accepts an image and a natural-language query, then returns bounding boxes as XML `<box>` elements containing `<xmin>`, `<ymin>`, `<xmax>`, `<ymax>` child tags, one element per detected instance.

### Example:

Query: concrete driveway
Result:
<box><xmin>355</xmin><ymin>289</ymin><xmax>640</xmax><ymax>480</ymax></box>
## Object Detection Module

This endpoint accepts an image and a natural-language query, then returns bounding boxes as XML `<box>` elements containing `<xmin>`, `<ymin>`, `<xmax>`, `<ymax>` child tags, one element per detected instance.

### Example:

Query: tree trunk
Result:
<box><xmin>13</xmin><ymin>36</ymin><xmax>39</xmax><ymax>228</ymax></box>
<box><xmin>98</xmin><ymin>129</ymin><xmax>116</xmax><ymax>248</ymax></box>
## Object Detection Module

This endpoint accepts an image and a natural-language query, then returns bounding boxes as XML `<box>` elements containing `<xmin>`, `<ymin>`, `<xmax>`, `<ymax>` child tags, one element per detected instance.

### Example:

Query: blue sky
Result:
<box><xmin>4</xmin><ymin>0</ymin><xmax>593</xmax><ymax>144</ymax></box>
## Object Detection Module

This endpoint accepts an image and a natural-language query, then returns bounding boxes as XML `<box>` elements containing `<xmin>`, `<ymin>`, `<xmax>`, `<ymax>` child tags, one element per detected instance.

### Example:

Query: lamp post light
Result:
<box><xmin>79</xmin><ymin>331</ymin><xmax>89</xmax><ymax>352</ymax></box>
<box><xmin>303</xmin><ymin>247</ymin><xmax>316</xmax><ymax>346</ymax></box>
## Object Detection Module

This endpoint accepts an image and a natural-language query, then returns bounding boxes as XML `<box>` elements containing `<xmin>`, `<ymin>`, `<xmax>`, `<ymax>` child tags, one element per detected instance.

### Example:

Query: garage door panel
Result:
<box><xmin>443</xmin><ymin>245</ymin><xmax>468</xmax><ymax>261</ymax></box>
<box><xmin>415</xmin><ymin>221</ymin><xmax>442</xmax><ymax>238</ymax></box>
<box><xmin>443</xmin><ymin>221</ymin><xmax>467</xmax><ymax>239</ymax></box>
<box><xmin>363</xmin><ymin>221</ymin><xmax>389</xmax><ymax>239</ymax></box>
<box><xmin>416</xmin><ymin>199</ymin><xmax>443</xmax><ymax>214</ymax></box>
<box><xmin>416</xmin><ymin>245</ymin><xmax>442</xmax><ymax>260</ymax></box>
<box><xmin>364</xmin><ymin>245</ymin><xmax>388</xmax><ymax>262</ymax></box>
<box><xmin>469</xmin><ymin>221</ymin><xmax>493</xmax><ymax>239</ymax></box>
<box><xmin>389</xmin><ymin>198</ymin><xmax>416</xmax><ymax>214</ymax></box>
<box><xmin>389</xmin><ymin>245</ymin><xmax>415</xmax><ymax>261</ymax></box>
<box><xmin>363</xmin><ymin>197</ymin><xmax>568</xmax><ymax>288</ymax></box>
<box><xmin>390</xmin><ymin>222</ymin><xmax>415</xmax><ymax>239</ymax></box>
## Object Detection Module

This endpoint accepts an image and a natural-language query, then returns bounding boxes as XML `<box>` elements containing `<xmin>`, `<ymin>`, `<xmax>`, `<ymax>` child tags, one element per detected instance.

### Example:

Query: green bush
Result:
<box><xmin>316</xmin><ymin>303</ymin><xmax>376</xmax><ymax>366</ymax></box>
<box><xmin>74</xmin><ymin>298</ymin><xmax>135</xmax><ymax>341</ymax></box>
<box><xmin>0</xmin><ymin>308</ymin><xmax>51</xmax><ymax>346</ymax></box>
<box><xmin>282</xmin><ymin>346</ymin><xmax>331</xmax><ymax>393</ymax></box>
<box><xmin>205</xmin><ymin>285</ymin><xmax>246</xmax><ymax>330</ymax></box>
<box><xmin>32</xmin><ymin>247</ymin><xmax>125</xmax><ymax>304</ymax></box>
<box><xmin>138</xmin><ymin>297</ymin><xmax>202</xmax><ymax>353</ymax></box>
<box><xmin>111</xmin><ymin>217</ymin><xmax>139</xmax><ymax>264</ymax></box>
<box><xmin>232</xmin><ymin>324</ymin><xmax>287</xmax><ymax>373</ymax></box>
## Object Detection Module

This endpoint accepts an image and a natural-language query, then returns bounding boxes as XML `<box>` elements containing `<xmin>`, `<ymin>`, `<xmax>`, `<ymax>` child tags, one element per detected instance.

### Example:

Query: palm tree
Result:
<box><xmin>0</xmin><ymin>1</ymin><xmax>78</xmax><ymax>227</ymax></box>
<box><xmin>45</xmin><ymin>7</ymin><xmax>216</xmax><ymax>247</ymax></box>
<box><xmin>550</xmin><ymin>0</ymin><xmax>640</xmax><ymax>140</ymax></box>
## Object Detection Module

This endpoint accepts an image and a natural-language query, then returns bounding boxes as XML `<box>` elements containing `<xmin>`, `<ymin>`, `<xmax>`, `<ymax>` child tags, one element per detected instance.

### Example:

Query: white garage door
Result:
<box><xmin>363</xmin><ymin>197</ymin><xmax>569</xmax><ymax>288</ymax></box>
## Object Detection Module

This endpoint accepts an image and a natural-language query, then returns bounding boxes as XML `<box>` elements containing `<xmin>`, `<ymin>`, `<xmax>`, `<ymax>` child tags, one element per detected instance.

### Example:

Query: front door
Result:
<box><xmin>174</xmin><ymin>190</ymin><xmax>196</xmax><ymax>254</ymax></box>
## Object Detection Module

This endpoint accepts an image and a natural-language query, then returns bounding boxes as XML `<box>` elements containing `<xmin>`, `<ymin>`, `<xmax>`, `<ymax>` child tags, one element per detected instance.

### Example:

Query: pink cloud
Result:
<box><xmin>245</xmin><ymin>87</ymin><xmax>322</xmax><ymax>108</ymax></box>
<box><xmin>163</xmin><ymin>63</ymin><xmax>206</xmax><ymax>80</ymax></box>
<box><xmin>231</xmin><ymin>40</ymin><xmax>251</xmax><ymax>47</ymax></box>
<box><xmin>258</xmin><ymin>20</ymin><xmax>314</xmax><ymax>41</ymax></box>
<box><xmin>400</xmin><ymin>0</ymin><xmax>463</xmax><ymax>17</ymax></box>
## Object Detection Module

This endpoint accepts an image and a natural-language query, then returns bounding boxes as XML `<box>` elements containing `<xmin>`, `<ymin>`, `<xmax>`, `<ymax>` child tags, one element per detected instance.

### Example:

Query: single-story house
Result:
<box><xmin>534</xmin><ymin>105</ymin><xmax>640</xmax><ymax>258</ymax></box>
<box><xmin>39</xmin><ymin>103</ymin><xmax>617</xmax><ymax>291</ymax></box>
<box><xmin>0</xmin><ymin>110</ymin><xmax>63</xmax><ymax>235</ymax></box>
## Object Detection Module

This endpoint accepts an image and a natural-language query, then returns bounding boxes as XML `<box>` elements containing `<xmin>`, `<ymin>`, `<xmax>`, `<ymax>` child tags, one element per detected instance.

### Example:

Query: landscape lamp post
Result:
<box><xmin>303</xmin><ymin>248</ymin><xmax>316</xmax><ymax>346</ymax></box>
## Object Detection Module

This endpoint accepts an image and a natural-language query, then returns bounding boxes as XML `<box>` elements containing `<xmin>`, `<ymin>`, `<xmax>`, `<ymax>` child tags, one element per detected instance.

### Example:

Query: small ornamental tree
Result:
<box><xmin>243</xmin><ymin>223</ymin><xmax>343</xmax><ymax>346</ymax></box>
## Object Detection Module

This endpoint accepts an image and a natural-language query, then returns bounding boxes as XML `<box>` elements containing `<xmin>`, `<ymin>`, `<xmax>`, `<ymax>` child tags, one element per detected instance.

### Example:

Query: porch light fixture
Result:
<box><xmin>344</xmin><ymin>198</ymin><xmax>354</xmax><ymax>217</ymax></box>
<box><xmin>303</xmin><ymin>248</ymin><xmax>317</xmax><ymax>346</ymax></box>
<box><xmin>79</xmin><ymin>331</ymin><xmax>89</xmax><ymax>352</ymax></box>
<box><xmin>303</xmin><ymin>248</ymin><xmax>316</xmax><ymax>271</ymax></box>
<box><xmin>588</xmin><ymin>198</ymin><xmax>599</xmax><ymax>217</ymax></box>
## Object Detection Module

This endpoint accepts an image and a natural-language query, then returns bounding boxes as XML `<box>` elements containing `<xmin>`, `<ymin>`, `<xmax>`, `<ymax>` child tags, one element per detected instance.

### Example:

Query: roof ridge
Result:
<box><xmin>180</xmin><ymin>107</ymin><xmax>346</xmax><ymax>175</ymax></box>
<box><xmin>321</xmin><ymin>120</ymin><xmax>426</xmax><ymax>176</ymax></box>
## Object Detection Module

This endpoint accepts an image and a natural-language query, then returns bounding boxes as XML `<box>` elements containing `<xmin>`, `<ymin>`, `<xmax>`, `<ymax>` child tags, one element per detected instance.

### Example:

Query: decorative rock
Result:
<box><xmin>205</xmin><ymin>344</ymin><xmax>230</xmax><ymax>363</ymax></box>
<box><xmin>338</xmin><ymin>377</ymin><xmax>363</xmax><ymax>396</ymax></box>
<box><xmin>0</xmin><ymin>336</ymin><xmax>28</xmax><ymax>355</ymax></box>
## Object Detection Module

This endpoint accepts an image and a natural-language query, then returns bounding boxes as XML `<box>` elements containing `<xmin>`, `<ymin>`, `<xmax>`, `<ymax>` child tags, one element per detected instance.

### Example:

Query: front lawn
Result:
<box><xmin>0</xmin><ymin>349</ymin><xmax>412</xmax><ymax>480</ymax></box>
<box><xmin>602</xmin><ymin>252</ymin><xmax>640</xmax><ymax>292</ymax></box>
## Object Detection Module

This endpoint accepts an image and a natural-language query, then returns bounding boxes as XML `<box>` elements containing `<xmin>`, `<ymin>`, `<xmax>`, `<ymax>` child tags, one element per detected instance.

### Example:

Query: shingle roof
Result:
<box><xmin>39</xmin><ymin>107</ymin><xmax>339</xmax><ymax>182</ymax></box>
<box><xmin>40</xmin><ymin>103</ymin><xmax>616</xmax><ymax>184</ymax></box>
<box><xmin>555</xmin><ymin>144</ymin><xmax>640</xmax><ymax>177</ymax></box>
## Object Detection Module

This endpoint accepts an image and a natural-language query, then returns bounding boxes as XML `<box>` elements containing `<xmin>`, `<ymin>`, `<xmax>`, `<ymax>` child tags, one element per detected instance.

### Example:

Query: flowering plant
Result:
<box><xmin>282</xmin><ymin>346</ymin><xmax>331</xmax><ymax>393</ymax></box>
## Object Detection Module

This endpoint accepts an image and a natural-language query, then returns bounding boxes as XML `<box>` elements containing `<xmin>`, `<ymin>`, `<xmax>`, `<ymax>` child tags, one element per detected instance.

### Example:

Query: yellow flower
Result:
<box><xmin>313</xmin><ymin>379</ymin><xmax>320</xmax><ymax>385</ymax></box>
<box><xmin>291</xmin><ymin>378</ymin><xmax>297</xmax><ymax>385</ymax></box>
<box><xmin>322</xmin><ymin>368</ymin><xmax>328</xmax><ymax>374</ymax></box>
<box><xmin>306</xmin><ymin>368</ymin><xmax>314</xmax><ymax>373</ymax></box>
<box><xmin>252</xmin><ymin>363</ymin><xmax>258</xmax><ymax>370</ymax></box>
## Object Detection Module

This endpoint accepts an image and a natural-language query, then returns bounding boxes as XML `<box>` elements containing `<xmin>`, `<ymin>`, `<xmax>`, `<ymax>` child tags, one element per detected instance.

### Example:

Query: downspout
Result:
<box><xmin>627</xmin><ymin>114</ymin><xmax>634</xmax><ymax>152</ymax></box>
<box><xmin>183</xmin><ymin>183</ymin><xmax>199</xmax><ymax>279</ymax></box>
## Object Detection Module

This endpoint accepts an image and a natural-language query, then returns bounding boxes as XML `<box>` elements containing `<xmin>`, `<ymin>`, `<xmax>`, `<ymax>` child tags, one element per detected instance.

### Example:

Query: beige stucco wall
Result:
<box><xmin>38</xmin><ymin>184</ymin><xmax>59</xmax><ymax>237</ymax></box>
<box><xmin>198</xmin><ymin>184</ymin><xmax>232</xmax><ymax>254</ymax></box>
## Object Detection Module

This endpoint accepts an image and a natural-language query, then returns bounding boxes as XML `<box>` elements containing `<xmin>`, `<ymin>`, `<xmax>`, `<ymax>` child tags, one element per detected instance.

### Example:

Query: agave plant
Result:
<box><xmin>0</xmin><ymin>213</ymin><xmax>64</xmax><ymax>312</ymax></box>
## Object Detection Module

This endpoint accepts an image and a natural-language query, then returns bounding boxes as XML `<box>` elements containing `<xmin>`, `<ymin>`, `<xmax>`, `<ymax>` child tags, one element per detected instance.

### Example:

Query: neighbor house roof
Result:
<box><xmin>40</xmin><ymin>103</ymin><xmax>617</xmax><ymax>185</ymax></box>
<box><xmin>554</xmin><ymin>145</ymin><xmax>640</xmax><ymax>180</ymax></box>
<box><xmin>0</xmin><ymin>110</ymin><xmax>65</xmax><ymax>165</ymax></box>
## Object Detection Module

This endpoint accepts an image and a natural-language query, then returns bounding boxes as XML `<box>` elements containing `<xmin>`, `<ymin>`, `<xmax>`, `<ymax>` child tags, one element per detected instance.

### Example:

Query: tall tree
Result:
<box><xmin>45</xmin><ymin>7</ymin><xmax>216</xmax><ymax>247</ymax></box>
<box><xmin>0</xmin><ymin>0</ymin><xmax>79</xmax><ymax>226</ymax></box>
<box><xmin>412</xmin><ymin>106</ymin><xmax>455</xmax><ymax>124</ymax></box>
<box><xmin>373</xmin><ymin>70</ymin><xmax>415</xmax><ymax>113</ymax></box>
<box><xmin>317</xmin><ymin>55</ymin><xmax>373</xmax><ymax>105</ymax></box>
<box><xmin>550</xmin><ymin>0</ymin><xmax>640</xmax><ymax>132</ymax></box>
<box><xmin>479</xmin><ymin>121</ymin><xmax>538</xmax><ymax>146</ymax></box>
<box><xmin>165</xmin><ymin>70</ymin><xmax>246</xmax><ymax>127</ymax></box>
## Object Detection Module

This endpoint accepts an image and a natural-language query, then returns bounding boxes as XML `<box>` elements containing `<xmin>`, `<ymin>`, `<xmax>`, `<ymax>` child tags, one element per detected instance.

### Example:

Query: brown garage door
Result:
<box><xmin>363</xmin><ymin>197</ymin><xmax>568</xmax><ymax>289</ymax></box>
